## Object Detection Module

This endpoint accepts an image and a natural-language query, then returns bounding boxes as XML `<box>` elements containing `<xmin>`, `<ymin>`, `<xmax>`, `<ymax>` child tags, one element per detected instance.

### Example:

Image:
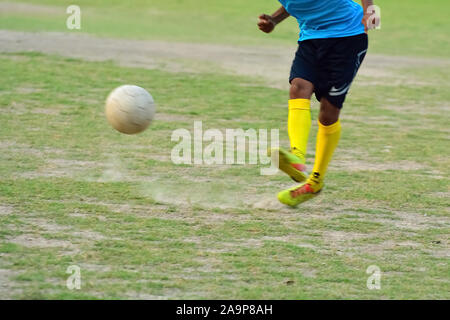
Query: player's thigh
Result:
<box><xmin>316</xmin><ymin>34</ymin><xmax>368</xmax><ymax>109</ymax></box>
<box><xmin>289</xmin><ymin>41</ymin><xmax>317</xmax><ymax>99</ymax></box>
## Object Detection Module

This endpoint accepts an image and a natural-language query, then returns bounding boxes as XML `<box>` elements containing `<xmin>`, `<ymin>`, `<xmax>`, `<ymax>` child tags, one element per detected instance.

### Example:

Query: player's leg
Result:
<box><xmin>305</xmin><ymin>98</ymin><xmax>342</xmax><ymax>191</ymax></box>
<box><xmin>306</xmin><ymin>34</ymin><xmax>368</xmax><ymax>192</ymax></box>
<box><xmin>271</xmin><ymin>42</ymin><xmax>317</xmax><ymax>183</ymax></box>
<box><xmin>272</xmin><ymin>78</ymin><xmax>314</xmax><ymax>182</ymax></box>
<box><xmin>288</xmin><ymin>78</ymin><xmax>314</xmax><ymax>162</ymax></box>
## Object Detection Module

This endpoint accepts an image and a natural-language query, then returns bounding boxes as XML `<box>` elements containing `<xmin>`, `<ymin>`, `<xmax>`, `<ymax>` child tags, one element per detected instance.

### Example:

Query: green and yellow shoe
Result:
<box><xmin>269</xmin><ymin>147</ymin><xmax>307</xmax><ymax>183</ymax></box>
<box><xmin>277</xmin><ymin>180</ymin><xmax>324</xmax><ymax>207</ymax></box>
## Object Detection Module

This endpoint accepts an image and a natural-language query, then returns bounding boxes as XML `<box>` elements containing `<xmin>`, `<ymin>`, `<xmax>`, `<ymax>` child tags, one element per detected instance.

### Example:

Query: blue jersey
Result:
<box><xmin>278</xmin><ymin>0</ymin><xmax>365</xmax><ymax>41</ymax></box>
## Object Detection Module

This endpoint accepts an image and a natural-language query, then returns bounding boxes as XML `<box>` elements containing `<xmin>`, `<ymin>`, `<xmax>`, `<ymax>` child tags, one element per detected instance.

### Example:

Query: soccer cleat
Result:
<box><xmin>277</xmin><ymin>180</ymin><xmax>323</xmax><ymax>207</ymax></box>
<box><xmin>269</xmin><ymin>147</ymin><xmax>307</xmax><ymax>182</ymax></box>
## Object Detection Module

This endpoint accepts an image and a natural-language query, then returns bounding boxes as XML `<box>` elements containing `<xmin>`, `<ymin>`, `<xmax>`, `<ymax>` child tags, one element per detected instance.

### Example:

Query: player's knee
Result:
<box><xmin>290</xmin><ymin>78</ymin><xmax>313</xmax><ymax>99</ymax></box>
<box><xmin>319</xmin><ymin>99</ymin><xmax>340</xmax><ymax>125</ymax></box>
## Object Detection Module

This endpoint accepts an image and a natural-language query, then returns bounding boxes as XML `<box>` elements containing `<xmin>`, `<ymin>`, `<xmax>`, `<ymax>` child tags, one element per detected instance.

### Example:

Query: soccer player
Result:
<box><xmin>258</xmin><ymin>0</ymin><xmax>379</xmax><ymax>207</ymax></box>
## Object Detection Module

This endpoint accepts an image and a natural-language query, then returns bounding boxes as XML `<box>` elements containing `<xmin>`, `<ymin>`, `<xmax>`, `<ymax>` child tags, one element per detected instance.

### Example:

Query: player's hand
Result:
<box><xmin>258</xmin><ymin>14</ymin><xmax>276</xmax><ymax>33</ymax></box>
<box><xmin>362</xmin><ymin>10</ymin><xmax>380</xmax><ymax>33</ymax></box>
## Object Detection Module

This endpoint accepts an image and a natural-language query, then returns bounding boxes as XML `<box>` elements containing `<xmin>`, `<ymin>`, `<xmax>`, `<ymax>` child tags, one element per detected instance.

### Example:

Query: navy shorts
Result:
<box><xmin>289</xmin><ymin>33</ymin><xmax>368</xmax><ymax>108</ymax></box>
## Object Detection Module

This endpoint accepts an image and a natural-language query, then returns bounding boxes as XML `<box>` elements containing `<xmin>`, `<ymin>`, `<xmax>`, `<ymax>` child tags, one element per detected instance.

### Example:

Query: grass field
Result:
<box><xmin>0</xmin><ymin>0</ymin><xmax>449</xmax><ymax>299</ymax></box>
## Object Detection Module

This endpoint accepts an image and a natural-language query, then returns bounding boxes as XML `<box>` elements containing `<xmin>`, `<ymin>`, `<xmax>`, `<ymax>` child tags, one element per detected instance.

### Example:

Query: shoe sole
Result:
<box><xmin>277</xmin><ymin>150</ymin><xmax>307</xmax><ymax>183</ymax></box>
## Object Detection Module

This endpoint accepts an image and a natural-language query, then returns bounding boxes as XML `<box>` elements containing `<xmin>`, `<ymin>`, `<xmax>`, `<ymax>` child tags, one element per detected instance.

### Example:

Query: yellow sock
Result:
<box><xmin>288</xmin><ymin>99</ymin><xmax>311</xmax><ymax>161</ymax></box>
<box><xmin>308</xmin><ymin>120</ymin><xmax>342</xmax><ymax>188</ymax></box>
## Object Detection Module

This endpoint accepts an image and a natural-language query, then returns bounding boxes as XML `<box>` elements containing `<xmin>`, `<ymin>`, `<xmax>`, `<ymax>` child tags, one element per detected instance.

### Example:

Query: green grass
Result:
<box><xmin>0</xmin><ymin>52</ymin><xmax>449</xmax><ymax>299</ymax></box>
<box><xmin>1</xmin><ymin>0</ymin><xmax>449</xmax><ymax>57</ymax></box>
<box><xmin>0</xmin><ymin>0</ymin><xmax>449</xmax><ymax>301</ymax></box>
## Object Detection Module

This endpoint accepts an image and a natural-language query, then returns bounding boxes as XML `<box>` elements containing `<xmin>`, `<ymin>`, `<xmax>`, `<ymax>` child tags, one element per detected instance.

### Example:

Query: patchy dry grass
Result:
<box><xmin>0</xmin><ymin>49</ymin><xmax>448</xmax><ymax>300</ymax></box>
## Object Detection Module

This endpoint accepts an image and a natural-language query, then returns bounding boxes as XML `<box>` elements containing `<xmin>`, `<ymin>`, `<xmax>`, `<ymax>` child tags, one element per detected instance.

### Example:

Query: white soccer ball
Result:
<box><xmin>105</xmin><ymin>85</ymin><xmax>155</xmax><ymax>135</ymax></box>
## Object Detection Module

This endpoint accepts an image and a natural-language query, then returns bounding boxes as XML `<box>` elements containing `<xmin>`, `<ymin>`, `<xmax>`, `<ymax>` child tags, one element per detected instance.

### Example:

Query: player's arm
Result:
<box><xmin>258</xmin><ymin>6</ymin><xmax>290</xmax><ymax>34</ymax></box>
<box><xmin>361</xmin><ymin>0</ymin><xmax>380</xmax><ymax>32</ymax></box>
